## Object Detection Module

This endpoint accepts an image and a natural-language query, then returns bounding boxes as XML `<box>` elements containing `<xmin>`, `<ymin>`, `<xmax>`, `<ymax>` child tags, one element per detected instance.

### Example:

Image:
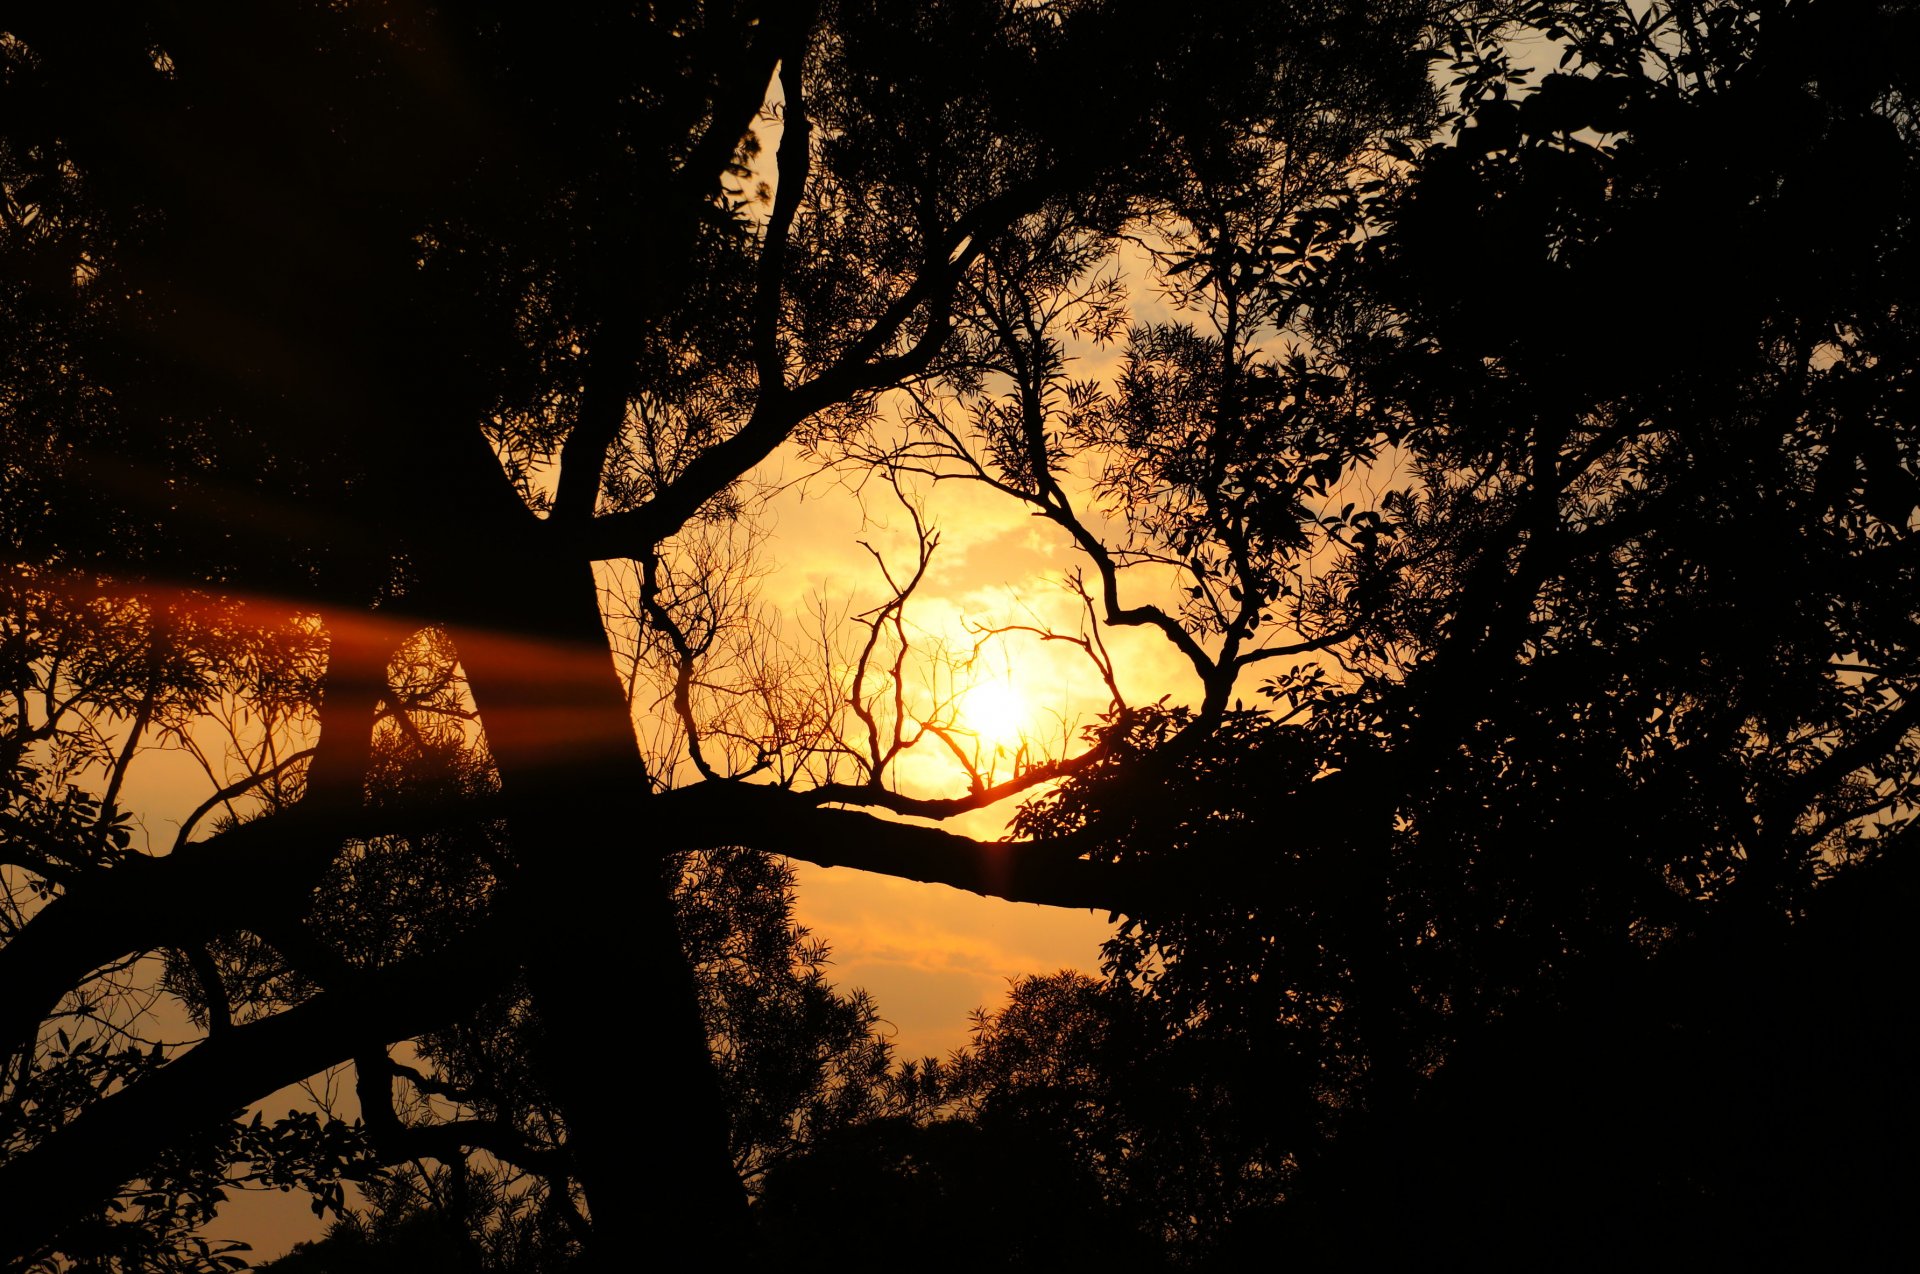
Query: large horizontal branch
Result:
<box><xmin>658</xmin><ymin>782</ymin><xmax>1141</xmax><ymax>912</ymax></box>
<box><xmin>0</xmin><ymin>811</ymin><xmax>330</xmax><ymax>1060</ymax></box>
<box><xmin>0</xmin><ymin>791</ymin><xmax>503</xmax><ymax>1060</ymax></box>
<box><xmin>0</xmin><ymin>930</ymin><xmax>517</xmax><ymax>1267</ymax></box>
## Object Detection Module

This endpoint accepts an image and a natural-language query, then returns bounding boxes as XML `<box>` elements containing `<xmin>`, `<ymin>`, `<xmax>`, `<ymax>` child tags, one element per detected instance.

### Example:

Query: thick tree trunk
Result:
<box><xmin>450</xmin><ymin>553</ymin><xmax>745</xmax><ymax>1259</ymax></box>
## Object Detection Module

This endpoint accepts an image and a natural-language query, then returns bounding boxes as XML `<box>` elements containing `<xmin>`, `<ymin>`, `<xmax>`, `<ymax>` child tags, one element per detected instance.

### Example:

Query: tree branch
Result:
<box><xmin>801</xmin><ymin>739</ymin><xmax>1103</xmax><ymax>821</ymax></box>
<box><xmin>0</xmin><ymin>932</ymin><xmax>517</xmax><ymax>1267</ymax></box>
<box><xmin>658</xmin><ymin>783</ymin><xmax>1133</xmax><ymax>912</ymax></box>
<box><xmin>0</xmin><ymin>791</ymin><xmax>502</xmax><ymax>1064</ymax></box>
<box><xmin>171</xmin><ymin>747</ymin><xmax>319</xmax><ymax>853</ymax></box>
<box><xmin>553</xmin><ymin>4</ymin><xmax>815</xmax><ymax>524</ymax></box>
<box><xmin>356</xmin><ymin>1050</ymin><xmax>567</xmax><ymax>1176</ymax></box>
<box><xmin>752</xmin><ymin>27</ymin><xmax>813</xmax><ymax>400</ymax></box>
<box><xmin>573</xmin><ymin>173</ymin><xmax>1061</xmax><ymax>559</ymax></box>
<box><xmin>674</xmin><ymin>4</ymin><xmax>815</xmax><ymax>210</ymax></box>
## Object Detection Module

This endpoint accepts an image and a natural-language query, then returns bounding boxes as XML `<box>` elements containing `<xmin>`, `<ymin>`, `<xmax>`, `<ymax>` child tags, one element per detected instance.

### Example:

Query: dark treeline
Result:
<box><xmin>1</xmin><ymin>1</ymin><xmax>1914</xmax><ymax>1269</ymax></box>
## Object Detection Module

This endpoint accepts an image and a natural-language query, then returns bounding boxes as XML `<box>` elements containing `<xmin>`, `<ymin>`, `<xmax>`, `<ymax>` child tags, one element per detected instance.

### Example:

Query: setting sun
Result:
<box><xmin>7</xmin><ymin>3</ymin><xmax>1903</xmax><ymax>1267</ymax></box>
<box><xmin>964</xmin><ymin>678</ymin><xmax>1028</xmax><ymax>751</ymax></box>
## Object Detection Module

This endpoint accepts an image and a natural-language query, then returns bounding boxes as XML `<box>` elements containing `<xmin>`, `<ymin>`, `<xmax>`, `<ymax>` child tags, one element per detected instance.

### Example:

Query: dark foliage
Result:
<box><xmin>3</xmin><ymin>0</ymin><xmax>1914</xmax><ymax>1268</ymax></box>
<box><xmin>970</xmin><ymin>1</ymin><xmax>1920</xmax><ymax>1263</ymax></box>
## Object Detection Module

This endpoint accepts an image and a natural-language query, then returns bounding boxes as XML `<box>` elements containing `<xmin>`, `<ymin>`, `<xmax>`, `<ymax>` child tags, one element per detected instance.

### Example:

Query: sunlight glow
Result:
<box><xmin>964</xmin><ymin>679</ymin><xmax>1028</xmax><ymax>751</ymax></box>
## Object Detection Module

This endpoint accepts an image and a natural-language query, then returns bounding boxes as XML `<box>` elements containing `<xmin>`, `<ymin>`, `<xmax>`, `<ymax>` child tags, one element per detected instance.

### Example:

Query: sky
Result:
<box><xmin>102</xmin><ymin>359</ymin><xmax>1186</xmax><ymax>1264</ymax></box>
<box><xmin>19</xmin><ymin>14</ymin><xmax>1772</xmax><ymax>1264</ymax></box>
<box><xmin>740</xmin><ymin>448</ymin><xmax>1179</xmax><ymax>1062</ymax></box>
<box><xmin>90</xmin><ymin>216</ymin><xmax>1318</xmax><ymax>1256</ymax></box>
<box><xmin>82</xmin><ymin>74</ymin><xmax>1320</xmax><ymax>1266</ymax></box>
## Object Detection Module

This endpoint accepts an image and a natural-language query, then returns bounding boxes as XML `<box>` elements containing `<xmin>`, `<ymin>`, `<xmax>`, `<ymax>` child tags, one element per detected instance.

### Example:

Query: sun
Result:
<box><xmin>964</xmin><ymin>679</ymin><xmax>1027</xmax><ymax>751</ymax></box>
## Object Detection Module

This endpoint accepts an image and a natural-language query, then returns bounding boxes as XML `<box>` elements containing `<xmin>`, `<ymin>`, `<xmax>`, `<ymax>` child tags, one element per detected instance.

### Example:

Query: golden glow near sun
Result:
<box><xmin>963</xmin><ymin>678</ymin><xmax>1028</xmax><ymax>752</ymax></box>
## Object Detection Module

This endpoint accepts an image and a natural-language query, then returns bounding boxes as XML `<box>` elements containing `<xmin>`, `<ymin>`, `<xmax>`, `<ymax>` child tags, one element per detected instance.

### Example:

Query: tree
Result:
<box><xmin>5</xmin><ymin>0</ymin><xmax>1914</xmax><ymax>1266</ymax></box>
<box><xmin>0</xmin><ymin>0</ymin><xmax>1441</xmax><ymax>1265</ymax></box>
<box><xmin>940</xmin><ymin>0</ymin><xmax>1920</xmax><ymax>1261</ymax></box>
<box><xmin>252</xmin><ymin>843</ymin><xmax>894</xmax><ymax>1274</ymax></box>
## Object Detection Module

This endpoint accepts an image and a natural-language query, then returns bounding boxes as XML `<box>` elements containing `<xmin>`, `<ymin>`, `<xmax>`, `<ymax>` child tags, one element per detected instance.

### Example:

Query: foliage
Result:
<box><xmin>2</xmin><ymin>0</ymin><xmax>1913</xmax><ymax>1267</ymax></box>
<box><xmin>3</xmin><ymin>562</ymin><xmax>896</xmax><ymax>1267</ymax></box>
<box><xmin>983</xmin><ymin>0</ymin><xmax>1920</xmax><ymax>1260</ymax></box>
<box><xmin>255</xmin><ymin>845</ymin><xmax>890</xmax><ymax>1273</ymax></box>
<box><xmin>755</xmin><ymin>974</ymin><xmax>1166</xmax><ymax>1271</ymax></box>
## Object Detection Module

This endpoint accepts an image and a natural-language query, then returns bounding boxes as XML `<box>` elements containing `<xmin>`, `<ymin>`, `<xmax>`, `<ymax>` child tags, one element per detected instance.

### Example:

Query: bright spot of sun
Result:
<box><xmin>965</xmin><ymin>680</ymin><xmax>1027</xmax><ymax>750</ymax></box>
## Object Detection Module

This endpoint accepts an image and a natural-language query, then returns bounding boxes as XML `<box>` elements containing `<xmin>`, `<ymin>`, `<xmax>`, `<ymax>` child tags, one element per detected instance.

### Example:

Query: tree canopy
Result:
<box><xmin>3</xmin><ymin>0</ymin><xmax>1915</xmax><ymax>1267</ymax></box>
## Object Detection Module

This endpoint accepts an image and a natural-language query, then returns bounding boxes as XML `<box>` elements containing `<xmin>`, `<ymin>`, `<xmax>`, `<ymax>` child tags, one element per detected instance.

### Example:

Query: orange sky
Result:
<box><xmin>87</xmin><ymin>411</ymin><xmax>1197</xmax><ymax>1260</ymax></box>
<box><xmin>99</xmin><ymin>448</ymin><xmax>1156</xmax><ymax>1259</ymax></box>
<box><xmin>81</xmin><ymin>96</ymin><xmax>1287</xmax><ymax>1261</ymax></box>
<box><xmin>734</xmin><ymin>433</ymin><xmax>1190</xmax><ymax>1054</ymax></box>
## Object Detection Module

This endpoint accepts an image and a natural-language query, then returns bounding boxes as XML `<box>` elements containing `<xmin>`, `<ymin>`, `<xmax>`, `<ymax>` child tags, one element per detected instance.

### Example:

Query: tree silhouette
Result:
<box><xmin>3</xmin><ymin>0</ymin><xmax>1915</xmax><ymax>1267</ymax></box>
<box><xmin>0</xmin><ymin>0</ymin><xmax>1438</xmax><ymax>1264</ymax></box>
<box><xmin>981</xmin><ymin>0</ymin><xmax>1918</xmax><ymax>1262</ymax></box>
<box><xmin>250</xmin><ymin>844</ymin><xmax>894</xmax><ymax>1274</ymax></box>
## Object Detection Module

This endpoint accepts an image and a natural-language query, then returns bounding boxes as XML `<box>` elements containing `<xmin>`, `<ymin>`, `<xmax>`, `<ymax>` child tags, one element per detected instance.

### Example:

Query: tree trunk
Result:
<box><xmin>450</xmin><ymin>553</ymin><xmax>745</xmax><ymax>1259</ymax></box>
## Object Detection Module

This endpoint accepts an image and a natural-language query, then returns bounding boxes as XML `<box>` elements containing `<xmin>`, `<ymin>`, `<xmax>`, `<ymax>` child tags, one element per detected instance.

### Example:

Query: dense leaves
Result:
<box><xmin>965</xmin><ymin>1</ymin><xmax>1920</xmax><ymax>1261</ymax></box>
<box><xmin>2</xmin><ymin>0</ymin><xmax>1914</xmax><ymax>1268</ymax></box>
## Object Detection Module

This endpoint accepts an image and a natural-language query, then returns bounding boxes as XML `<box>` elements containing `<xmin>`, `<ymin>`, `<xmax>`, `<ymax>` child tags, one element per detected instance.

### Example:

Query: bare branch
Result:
<box><xmin>801</xmin><ymin>739</ymin><xmax>1107</xmax><ymax>822</ymax></box>
<box><xmin>641</xmin><ymin>552</ymin><xmax>727</xmax><ymax>784</ymax></box>
<box><xmin>171</xmin><ymin>748</ymin><xmax>319</xmax><ymax>853</ymax></box>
